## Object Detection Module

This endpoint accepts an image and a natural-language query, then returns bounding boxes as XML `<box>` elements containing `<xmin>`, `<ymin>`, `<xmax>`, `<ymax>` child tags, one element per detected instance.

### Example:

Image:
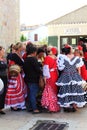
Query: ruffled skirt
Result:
<box><xmin>41</xmin><ymin>83</ymin><xmax>60</xmax><ymax>112</ymax></box>
<box><xmin>56</xmin><ymin>72</ymin><xmax>86</xmax><ymax>108</ymax></box>
<box><xmin>5</xmin><ymin>74</ymin><xmax>27</xmax><ymax>109</ymax></box>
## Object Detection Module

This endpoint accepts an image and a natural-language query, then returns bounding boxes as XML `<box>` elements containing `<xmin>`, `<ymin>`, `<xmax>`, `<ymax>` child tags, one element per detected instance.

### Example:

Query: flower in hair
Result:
<box><xmin>64</xmin><ymin>44</ymin><xmax>71</xmax><ymax>49</ymax></box>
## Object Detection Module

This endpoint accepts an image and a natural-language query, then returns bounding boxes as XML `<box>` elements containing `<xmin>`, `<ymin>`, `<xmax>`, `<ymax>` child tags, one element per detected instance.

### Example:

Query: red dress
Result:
<box><xmin>41</xmin><ymin>55</ymin><xmax>60</xmax><ymax>112</ymax></box>
<box><xmin>80</xmin><ymin>58</ymin><xmax>87</xmax><ymax>81</ymax></box>
<box><xmin>5</xmin><ymin>74</ymin><xmax>27</xmax><ymax>108</ymax></box>
<box><xmin>84</xmin><ymin>52</ymin><xmax>87</xmax><ymax>61</ymax></box>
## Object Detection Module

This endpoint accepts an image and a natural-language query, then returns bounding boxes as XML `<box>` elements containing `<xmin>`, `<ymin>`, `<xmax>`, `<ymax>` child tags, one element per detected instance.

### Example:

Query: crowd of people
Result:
<box><xmin>0</xmin><ymin>40</ymin><xmax>87</xmax><ymax>115</ymax></box>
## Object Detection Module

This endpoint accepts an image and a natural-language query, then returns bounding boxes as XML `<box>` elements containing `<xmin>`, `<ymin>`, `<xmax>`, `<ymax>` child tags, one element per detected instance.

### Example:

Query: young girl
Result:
<box><xmin>5</xmin><ymin>64</ymin><xmax>26</xmax><ymax>111</ymax></box>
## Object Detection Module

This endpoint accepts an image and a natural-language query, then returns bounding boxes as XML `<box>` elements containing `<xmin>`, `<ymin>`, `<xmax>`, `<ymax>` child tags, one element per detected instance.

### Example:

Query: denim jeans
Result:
<box><xmin>28</xmin><ymin>83</ymin><xmax>39</xmax><ymax>110</ymax></box>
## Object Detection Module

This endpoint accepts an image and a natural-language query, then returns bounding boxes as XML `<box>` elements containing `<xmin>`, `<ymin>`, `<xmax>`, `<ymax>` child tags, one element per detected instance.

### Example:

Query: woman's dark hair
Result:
<box><xmin>9</xmin><ymin>44</ymin><xmax>14</xmax><ymax>52</ymax></box>
<box><xmin>61</xmin><ymin>47</ymin><xmax>66</xmax><ymax>54</ymax></box>
<box><xmin>26</xmin><ymin>44</ymin><xmax>37</xmax><ymax>55</ymax></box>
<box><xmin>37</xmin><ymin>47</ymin><xmax>44</xmax><ymax>55</ymax></box>
<box><xmin>64</xmin><ymin>47</ymin><xmax>71</xmax><ymax>55</ymax></box>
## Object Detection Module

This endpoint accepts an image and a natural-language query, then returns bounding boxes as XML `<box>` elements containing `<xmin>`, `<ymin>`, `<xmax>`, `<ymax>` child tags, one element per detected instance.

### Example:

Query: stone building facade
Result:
<box><xmin>0</xmin><ymin>0</ymin><xmax>20</xmax><ymax>48</ymax></box>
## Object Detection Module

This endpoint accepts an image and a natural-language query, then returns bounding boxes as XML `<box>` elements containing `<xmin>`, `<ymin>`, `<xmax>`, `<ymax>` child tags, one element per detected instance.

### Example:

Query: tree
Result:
<box><xmin>20</xmin><ymin>34</ymin><xmax>27</xmax><ymax>42</ymax></box>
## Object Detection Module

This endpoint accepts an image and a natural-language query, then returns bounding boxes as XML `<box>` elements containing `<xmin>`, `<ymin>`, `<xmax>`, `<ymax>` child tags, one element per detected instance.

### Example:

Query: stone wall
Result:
<box><xmin>0</xmin><ymin>0</ymin><xmax>20</xmax><ymax>49</ymax></box>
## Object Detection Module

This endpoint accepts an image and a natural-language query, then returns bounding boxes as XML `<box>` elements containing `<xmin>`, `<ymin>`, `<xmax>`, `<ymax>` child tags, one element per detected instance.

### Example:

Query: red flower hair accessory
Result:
<box><xmin>51</xmin><ymin>47</ymin><xmax>58</xmax><ymax>55</ymax></box>
<box><xmin>64</xmin><ymin>44</ymin><xmax>71</xmax><ymax>49</ymax></box>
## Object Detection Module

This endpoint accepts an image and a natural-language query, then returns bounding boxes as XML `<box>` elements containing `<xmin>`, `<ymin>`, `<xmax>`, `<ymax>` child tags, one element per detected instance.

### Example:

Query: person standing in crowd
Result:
<box><xmin>36</xmin><ymin>47</ymin><xmax>45</xmax><ymax>109</ymax></box>
<box><xmin>0</xmin><ymin>46</ymin><xmax>7</xmax><ymax>114</ymax></box>
<box><xmin>74</xmin><ymin>49</ymin><xmax>87</xmax><ymax>81</ymax></box>
<box><xmin>23</xmin><ymin>44</ymin><xmax>42</xmax><ymax>114</ymax></box>
<box><xmin>6</xmin><ymin>44</ymin><xmax>15</xmax><ymax>64</ymax></box>
<box><xmin>74</xmin><ymin>49</ymin><xmax>87</xmax><ymax>101</ymax></box>
<box><xmin>42</xmin><ymin>44</ymin><xmax>48</xmax><ymax>56</ymax></box>
<box><xmin>58</xmin><ymin>47</ymin><xmax>66</xmax><ymax>77</ymax></box>
<box><xmin>8</xmin><ymin>42</ymin><xmax>24</xmax><ymax>67</ymax></box>
<box><xmin>5</xmin><ymin>42</ymin><xmax>27</xmax><ymax>111</ymax></box>
<box><xmin>41</xmin><ymin>46</ymin><xmax>60</xmax><ymax>112</ymax></box>
<box><xmin>77</xmin><ymin>41</ymin><xmax>83</xmax><ymax>51</ymax></box>
<box><xmin>36</xmin><ymin>47</ymin><xmax>45</xmax><ymax>68</ymax></box>
<box><xmin>78</xmin><ymin>40</ymin><xmax>87</xmax><ymax>68</ymax></box>
<box><xmin>56</xmin><ymin>45</ymin><xmax>86</xmax><ymax>112</ymax></box>
<box><xmin>22</xmin><ymin>41</ymin><xmax>33</xmax><ymax>60</ymax></box>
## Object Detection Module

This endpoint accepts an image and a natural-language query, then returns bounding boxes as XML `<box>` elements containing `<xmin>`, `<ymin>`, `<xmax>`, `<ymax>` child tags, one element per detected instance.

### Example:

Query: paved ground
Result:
<box><xmin>0</xmin><ymin>105</ymin><xmax>87</xmax><ymax>130</ymax></box>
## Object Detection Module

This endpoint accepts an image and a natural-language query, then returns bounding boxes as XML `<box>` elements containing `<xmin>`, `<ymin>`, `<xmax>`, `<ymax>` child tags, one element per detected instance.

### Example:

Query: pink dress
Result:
<box><xmin>41</xmin><ymin>55</ymin><xmax>60</xmax><ymax>112</ymax></box>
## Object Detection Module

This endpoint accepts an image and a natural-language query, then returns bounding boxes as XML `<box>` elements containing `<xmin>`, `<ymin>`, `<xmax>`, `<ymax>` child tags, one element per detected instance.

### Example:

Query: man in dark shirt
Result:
<box><xmin>24</xmin><ymin>44</ymin><xmax>42</xmax><ymax>114</ymax></box>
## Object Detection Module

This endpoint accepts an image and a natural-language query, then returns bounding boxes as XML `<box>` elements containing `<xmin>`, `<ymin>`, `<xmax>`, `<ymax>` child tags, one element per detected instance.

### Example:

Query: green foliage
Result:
<box><xmin>20</xmin><ymin>34</ymin><xmax>27</xmax><ymax>42</ymax></box>
<box><xmin>39</xmin><ymin>37</ymin><xmax>48</xmax><ymax>45</ymax></box>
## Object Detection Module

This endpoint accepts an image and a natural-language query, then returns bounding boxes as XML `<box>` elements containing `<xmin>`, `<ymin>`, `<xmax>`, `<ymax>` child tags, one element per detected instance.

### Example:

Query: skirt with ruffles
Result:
<box><xmin>56</xmin><ymin>72</ymin><xmax>86</xmax><ymax>108</ymax></box>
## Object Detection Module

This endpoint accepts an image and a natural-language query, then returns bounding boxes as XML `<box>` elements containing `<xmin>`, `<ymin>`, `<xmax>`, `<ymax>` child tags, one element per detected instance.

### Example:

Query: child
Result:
<box><xmin>5</xmin><ymin>65</ymin><xmax>27</xmax><ymax>111</ymax></box>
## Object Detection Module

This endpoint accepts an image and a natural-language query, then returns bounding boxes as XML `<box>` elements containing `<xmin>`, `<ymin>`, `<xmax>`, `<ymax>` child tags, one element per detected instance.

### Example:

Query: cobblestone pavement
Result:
<box><xmin>0</xmin><ymin>105</ymin><xmax>87</xmax><ymax>130</ymax></box>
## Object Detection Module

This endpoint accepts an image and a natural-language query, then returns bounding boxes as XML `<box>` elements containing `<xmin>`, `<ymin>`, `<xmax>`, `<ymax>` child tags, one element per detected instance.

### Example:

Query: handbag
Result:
<box><xmin>39</xmin><ymin>75</ymin><xmax>45</xmax><ymax>89</ymax></box>
<box><xmin>39</xmin><ymin>59</ymin><xmax>56</xmax><ymax>89</ymax></box>
<box><xmin>82</xmin><ymin>82</ymin><xmax>87</xmax><ymax>91</ymax></box>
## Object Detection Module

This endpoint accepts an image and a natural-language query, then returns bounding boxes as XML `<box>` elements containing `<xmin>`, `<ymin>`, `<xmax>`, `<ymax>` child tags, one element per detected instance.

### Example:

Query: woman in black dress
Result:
<box><xmin>5</xmin><ymin>42</ymin><xmax>27</xmax><ymax>111</ymax></box>
<box><xmin>0</xmin><ymin>46</ymin><xmax>7</xmax><ymax>114</ymax></box>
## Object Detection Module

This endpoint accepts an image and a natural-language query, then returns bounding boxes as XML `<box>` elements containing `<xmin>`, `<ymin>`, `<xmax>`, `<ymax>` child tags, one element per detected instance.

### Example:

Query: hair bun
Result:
<box><xmin>9</xmin><ymin>64</ymin><xmax>21</xmax><ymax>74</ymax></box>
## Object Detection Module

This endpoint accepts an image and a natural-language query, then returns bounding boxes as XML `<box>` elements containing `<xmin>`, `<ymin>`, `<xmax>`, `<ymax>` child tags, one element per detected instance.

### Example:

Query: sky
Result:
<box><xmin>20</xmin><ymin>0</ymin><xmax>87</xmax><ymax>26</ymax></box>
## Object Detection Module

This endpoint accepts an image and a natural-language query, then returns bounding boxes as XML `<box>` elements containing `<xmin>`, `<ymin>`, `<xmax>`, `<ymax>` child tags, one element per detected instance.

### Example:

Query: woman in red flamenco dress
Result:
<box><xmin>41</xmin><ymin>47</ymin><xmax>60</xmax><ymax>112</ymax></box>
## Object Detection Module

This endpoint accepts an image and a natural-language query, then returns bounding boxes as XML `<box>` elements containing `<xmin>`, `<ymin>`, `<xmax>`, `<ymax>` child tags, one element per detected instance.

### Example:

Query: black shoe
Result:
<box><xmin>28</xmin><ymin>109</ymin><xmax>33</xmax><ymax>112</ymax></box>
<box><xmin>64</xmin><ymin>108</ymin><xmax>71</xmax><ymax>112</ymax></box>
<box><xmin>71</xmin><ymin>107</ymin><xmax>76</xmax><ymax>112</ymax></box>
<box><xmin>64</xmin><ymin>107</ymin><xmax>76</xmax><ymax>112</ymax></box>
<box><xmin>42</xmin><ymin>108</ymin><xmax>51</xmax><ymax>113</ymax></box>
<box><xmin>11</xmin><ymin>107</ymin><xmax>21</xmax><ymax>111</ymax></box>
<box><xmin>0</xmin><ymin>111</ymin><xmax>6</xmax><ymax>114</ymax></box>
